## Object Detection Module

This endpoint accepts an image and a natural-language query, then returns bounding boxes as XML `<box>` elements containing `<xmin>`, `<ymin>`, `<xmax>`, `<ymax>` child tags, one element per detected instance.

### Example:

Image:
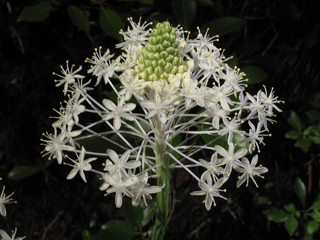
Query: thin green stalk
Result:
<box><xmin>150</xmin><ymin>150</ymin><xmax>171</xmax><ymax>240</ymax></box>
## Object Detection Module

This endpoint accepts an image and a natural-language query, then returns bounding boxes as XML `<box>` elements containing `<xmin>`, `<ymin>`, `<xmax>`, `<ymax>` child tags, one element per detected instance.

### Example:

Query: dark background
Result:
<box><xmin>1</xmin><ymin>0</ymin><xmax>320</xmax><ymax>239</ymax></box>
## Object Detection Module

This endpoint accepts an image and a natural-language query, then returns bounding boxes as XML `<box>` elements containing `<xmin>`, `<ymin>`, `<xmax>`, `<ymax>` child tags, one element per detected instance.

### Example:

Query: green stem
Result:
<box><xmin>151</xmin><ymin>120</ymin><xmax>171</xmax><ymax>240</ymax></box>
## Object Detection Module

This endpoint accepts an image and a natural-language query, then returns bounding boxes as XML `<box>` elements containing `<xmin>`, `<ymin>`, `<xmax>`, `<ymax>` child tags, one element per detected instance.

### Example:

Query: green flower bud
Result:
<box><xmin>151</xmin><ymin>60</ymin><xmax>157</xmax><ymax>69</ymax></box>
<box><xmin>154</xmin><ymin>66</ymin><xmax>163</xmax><ymax>75</ymax></box>
<box><xmin>158</xmin><ymin>59</ymin><xmax>166</xmax><ymax>67</ymax></box>
<box><xmin>137</xmin><ymin>21</ymin><xmax>188</xmax><ymax>81</ymax></box>
<box><xmin>145</xmin><ymin>60</ymin><xmax>151</xmax><ymax>67</ymax></box>
<box><xmin>165</xmin><ymin>63</ymin><xmax>173</xmax><ymax>72</ymax></box>
<box><xmin>160</xmin><ymin>51</ymin><xmax>169</xmax><ymax>59</ymax></box>
<box><xmin>139</xmin><ymin>64</ymin><xmax>146</xmax><ymax>72</ymax></box>
<box><xmin>166</xmin><ymin>55</ymin><xmax>174</xmax><ymax>63</ymax></box>
<box><xmin>166</xmin><ymin>47</ymin><xmax>174</xmax><ymax>54</ymax></box>
<box><xmin>149</xmin><ymin>73</ymin><xmax>158</xmax><ymax>81</ymax></box>
<box><xmin>171</xmin><ymin>66</ymin><xmax>178</xmax><ymax>74</ymax></box>
<box><xmin>146</xmin><ymin>67</ymin><xmax>153</xmax><ymax>75</ymax></box>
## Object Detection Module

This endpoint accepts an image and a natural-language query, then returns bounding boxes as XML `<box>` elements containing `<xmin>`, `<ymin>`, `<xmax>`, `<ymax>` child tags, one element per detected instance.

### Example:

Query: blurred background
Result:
<box><xmin>1</xmin><ymin>0</ymin><xmax>320</xmax><ymax>239</ymax></box>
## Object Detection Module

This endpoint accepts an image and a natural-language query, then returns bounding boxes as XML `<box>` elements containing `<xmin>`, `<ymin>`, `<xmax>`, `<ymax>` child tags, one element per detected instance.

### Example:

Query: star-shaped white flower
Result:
<box><xmin>66</xmin><ymin>146</ymin><xmax>97</xmax><ymax>182</ymax></box>
<box><xmin>190</xmin><ymin>177</ymin><xmax>227</xmax><ymax>210</ymax></box>
<box><xmin>102</xmin><ymin>96</ymin><xmax>136</xmax><ymax>130</ymax></box>
<box><xmin>236</xmin><ymin>155</ymin><xmax>268</xmax><ymax>188</ymax></box>
<box><xmin>0</xmin><ymin>186</ymin><xmax>15</xmax><ymax>217</ymax></box>
<box><xmin>0</xmin><ymin>228</ymin><xmax>25</xmax><ymax>240</ymax></box>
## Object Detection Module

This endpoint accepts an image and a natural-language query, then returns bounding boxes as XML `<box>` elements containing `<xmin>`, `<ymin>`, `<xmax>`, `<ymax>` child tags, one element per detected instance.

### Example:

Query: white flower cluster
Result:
<box><xmin>42</xmin><ymin>18</ymin><xmax>282</xmax><ymax>211</ymax></box>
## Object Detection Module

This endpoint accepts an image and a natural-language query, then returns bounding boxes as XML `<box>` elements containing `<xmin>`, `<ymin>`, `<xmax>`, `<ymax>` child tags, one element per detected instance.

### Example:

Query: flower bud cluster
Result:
<box><xmin>137</xmin><ymin>22</ymin><xmax>187</xmax><ymax>81</ymax></box>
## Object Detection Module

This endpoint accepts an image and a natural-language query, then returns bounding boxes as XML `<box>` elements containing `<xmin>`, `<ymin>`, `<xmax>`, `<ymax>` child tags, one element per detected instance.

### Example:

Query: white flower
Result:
<box><xmin>41</xmin><ymin>127</ymin><xmax>74</xmax><ymax>164</ymax></box>
<box><xmin>215</xmin><ymin>143</ymin><xmax>247</xmax><ymax>177</ymax></box>
<box><xmin>0</xmin><ymin>186</ymin><xmax>15</xmax><ymax>217</ymax></box>
<box><xmin>240</xmin><ymin>121</ymin><xmax>269</xmax><ymax>153</ymax></box>
<box><xmin>236</xmin><ymin>155</ymin><xmax>268</xmax><ymax>188</ymax></box>
<box><xmin>104</xmin><ymin>149</ymin><xmax>141</xmax><ymax>177</ymax></box>
<box><xmin>102</xmin><ymin>173</ymin><xmax>135</xmax><ymax>208</ymax></box>
<box><xmin>0</xmin><ymin>228</ymin><xmax>25</xmax><ymax>240</ymax></box>
<box><xmin>53</xmin><ymin>61</ymin><xmax>85</xmax><ymax>95</ymax></box>
<box><xmin>66</xmin><ymin>146</ymin><xmax>97</xmax><ymax>182</ymax></box>
<box><xmin>130</xmin><ymin>172</ymin><xmax>162</xmax><ymax>206</ymax></box>
<box><xmin>102</xmin><ymin>96</ymin><xmax>136</xmax><ymax>130</ymax></box>
<box><xmin>190</xmin><ymin>177</ymin><xmax>227</xmax><ymax>210</ymax></box>
<box><xmin>140</xmin><ymin>92</ymin><xmax>176</xmax><ymax>124</ymax></box>
<box><xmin>199</xmin><ymin>152</ymin><xmax>224</xmax><ymax>183</ymax></box>
<box><xmin>116</xmin><ymin>17</ymin><xmax>151</xmax><ymax>49</ymax></box>
<box><xmin>217</xmin><ymin>118</ymin><xmax>240</xmax><ymax>144</ymax></box>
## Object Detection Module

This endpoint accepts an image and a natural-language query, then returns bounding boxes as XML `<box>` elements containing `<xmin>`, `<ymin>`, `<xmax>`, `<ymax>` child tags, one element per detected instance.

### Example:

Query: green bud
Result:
<box><xmin>166</xmin><ymin>55</ymin><xmax>174</xmax><ymax>62</ymax></box>
<box><xmin>172</xmin><ymin>57</ymin><xmax>179</xmax><ymax>66</ymax></box>
<box><xmin>163</xmin><ymin>33</ymin><xmax>170</xmax><ymax>41</ymax></box>
<box><xmin>166</xmin><ymin>47</ymin><xmax>174</xmax><ymax>54</ymax></box>
<box><xmin>145</xmin><ymin>44</ymin><xmax>152</xmax><ymax>53</ymax></box>
<box><xmin>149</xmin><ymin>73</ymin><xmax>158</xmax><ymax>81</ymax></box>
<box><xmin>160</xmin><ymin>51</ymin><xmax>169</xmax><ymax>59</ymax></box>
<box><xmin>146</xmin><ymin>67</ymin><xmax>153</xmax><ymax>75</ymax></box>
<box><xmin>171</xmin><ymin>66</ymin><xmax>178</xmax><ymax>74</ymax></box>
<box><xmin>139</xmin><ymin>72</ymin><xmax>148</xmax><ymax>80</ymax></box>
<box><xmin>151</xmin><ymin>60</ymin><xmax>158</xmax><ymax>68</ymax></box>
<box><xmin>160</xmin><ymin>72</ymin><xmax>169</xmax><ymax>79</ymax></box>
<box><xmin>178</xmin><ymin>65</ymin><xmax>187</xmax><ymax>74</ymax></box>
<box><xmin>138</xmin><ymin>55</ymin><xmax>144</xmax><ymax>63</ymax></box>
<box><xmin>169</xmin><ymin>35</ymin><xmax>176</xmax><ymax>43</ymax></box>
<box><xmin>145</xmin><ymin>60</ymin><xmax>151</xmax><ymax>67</ymax></box>
<box><xmin>156</xmin><ymin>35</ymin><xmax>163</xmax><ymax>44</ymax></box>
<box><xmin>154</xmin><ymin>53</ymin><xmax>160</xmax><ymax>61</ymax></box>
<box><xmin>156</xmin><ymin>44</ymin><xmax>165</xmax><ymax>52</ymax></box>
<box><xmin>165</xmin><ymin>63</ymin><xmax>173</xmax><ymax>72</ymax></box>
<box><xmin>154</xmin><ymin>66</ymin><xmax>163</xmax><ymax>75</ymax></box>
<box><xmin>158</xmin><ymin>59</ymin><xmax>166</xmax><ymax>67</ymax></box>
<box><xmin>148</xmin><ymin>53</ymin><xmax>154</xmax><ymax>61</ymax></box>
<box><xmin>138</xmin><ymin>64</ymin><xmax>146</xmax><ymax>71</ymax></box>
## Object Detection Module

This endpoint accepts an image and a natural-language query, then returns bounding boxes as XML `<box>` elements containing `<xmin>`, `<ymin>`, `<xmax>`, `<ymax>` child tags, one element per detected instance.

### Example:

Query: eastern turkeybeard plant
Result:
<box><xmin>41</xmin><ymin>19</ymin><xmax>283</xmax><ymax>239</ymax></box>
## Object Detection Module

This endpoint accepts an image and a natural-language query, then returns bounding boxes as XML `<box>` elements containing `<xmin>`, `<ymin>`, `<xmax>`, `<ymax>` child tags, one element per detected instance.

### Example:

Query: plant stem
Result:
<box><xmin>150</xmin><ymin>121</ymin><xmax>171</xmax><ymax>240</ymax></box>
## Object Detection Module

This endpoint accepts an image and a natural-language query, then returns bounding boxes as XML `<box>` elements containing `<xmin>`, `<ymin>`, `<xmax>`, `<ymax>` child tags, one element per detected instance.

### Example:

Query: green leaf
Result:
<box><xmin>7</xmin><ymin>165</ymin><xmax>39</xmax><ymax>180</ymax></box>
<box><xmin>311</xmin><ymin>136</ymin><xmax>320</xmax><ymax>144</ymax></box>
<box><xmin>285</xmin><ymin>215</ymin><xmax>298</xmax><ymax>236</ymax></box>
<box><xmin>303</xmin><ymin>223</ymin><xmax>313</xmax><ymax>240</ymax></box>
<box><xmin>138</xmin><ymin>0</ymin><xmax>154</xmax><ymax>3</ymax></box>
<box><xmin>295</xmin><ymin>177</ymin><xmax>306</xmax><ymax>207</ymax></box>
<box><xmin>99</xmin><ymin>7</ymin><xmax>124</xmax><ymax>41</ymax></box>
<box><xmin>287</xmin><ymin>111</ymin><xmax>301</xmax><ymax>131</ymax></box>
<box><xmin>123</xmin><ymin>200</ymin><xmax>144</xmax><ymax>230</ymax></box>
<box><xmin>263</xmin><ymin>208</ymin><xmax>288</xmax><ymax>223</ymax></box>
<box><xmin>141</xmin><ymin>199</ymin><xmax>156</xmax><ymax>227</ymax></box>
<box><xmin>306</xmin><ymin>109</ymin><xmax>320</xmax><ymax>121</ymax></box>
<box><xmin>100</xmin><ymin>220</ymin><xmax>139</xmax><ymax>240</ymax></box>
<box><xmin>284</xmin><ymin>203</ymin><xmax>296</xmax><ymax>213</ymax></box>
<box><xmin>303</xmin><ymin>126</ymin><xmax>314</xmax><ymax>135</ymax></box>
<box><xmin>285</xmin><ymin>130</ymin><xmax>302</xmax><ymax>139</ymax></box>
<box><xmin>17</xmin><ymin>2</ymin><xmax>53</xmax><ymax>22</ymax></box>
<box><xmin>82</xmin><ymin>229</ymin><xmax>91</xmax><ymax>240</ymax></box>
<box><xmin>307</xmin><ymin>220</ymin><xmax>319</xmax><ymax>234</ymax></box>
<box><xmin>200</xmin><ymin>16</ymin><xmax>245</xmax><ymax>36</ymax></box>
<box><xmin>241</xmin><ymin>66</ymin><xmax>267</xmax><ymax>84</ymax></box>
<box><xmin>294</xmin><ymin>137</ymin><xmax>312</xmax><ymax>152</ymax></box>
<box><xmin>172</xmin><ymin>0</ymin><xmax>197</xmax><ymax>30</ymax></box>
<box><xmin>68</xmin><ymin>6</ymin><xmax>90</xmax><ymax>35</ymax></box>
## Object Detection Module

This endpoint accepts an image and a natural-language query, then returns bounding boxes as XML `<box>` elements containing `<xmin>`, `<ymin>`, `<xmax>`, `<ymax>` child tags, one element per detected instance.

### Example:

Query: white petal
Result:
<box><xmin>103</xmin><ymin>99</ymin><xmax>116</xmax><ymax>110</ymax></box>
<box><xmin>107</xmin><ymin>149</ymin><xmax>119</xmax><ymax>163</ymax></box>
<box><xmin>115</xmin><ymin>191</ymin><xmax>123</xmax><ymax>208</ymax></box>
<box><xmin>67</xmin><ymin>168</ymin><xmax>79</xmax><ymax>180</ymax></box>
<box><xmin>114</xmin><ymin>117</ymin><xmax>121</xmax><ymax>130</ymax></box>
